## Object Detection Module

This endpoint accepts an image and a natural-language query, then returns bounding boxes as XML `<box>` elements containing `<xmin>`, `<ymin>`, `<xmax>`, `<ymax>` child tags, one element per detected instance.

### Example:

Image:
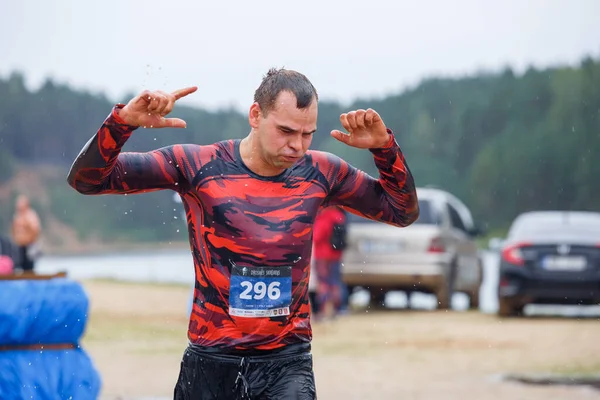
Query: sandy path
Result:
<box><xmin>79</xmin><ymin>280</ymin><xmax>600</xmax><ymax>400</ymax></box>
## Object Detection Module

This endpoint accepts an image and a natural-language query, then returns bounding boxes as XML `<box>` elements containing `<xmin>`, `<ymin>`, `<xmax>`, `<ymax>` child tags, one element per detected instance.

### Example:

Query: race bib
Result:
<box><xmin>229</xmin><ymin>266</ymin><xmax>292</xmax><ymax>318</ymax></box>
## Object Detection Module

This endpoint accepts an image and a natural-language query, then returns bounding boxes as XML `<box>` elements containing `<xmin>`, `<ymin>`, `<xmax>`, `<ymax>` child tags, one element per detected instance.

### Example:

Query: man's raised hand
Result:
<box><xmin>117</xmin><ymin>86</ymin><xmax>198</xmax><ymax>128</ymax></box>
<box><xmin>330</xmin><ymin>108</ymin><xmax>390</xmax><ymax>149</ymax></box>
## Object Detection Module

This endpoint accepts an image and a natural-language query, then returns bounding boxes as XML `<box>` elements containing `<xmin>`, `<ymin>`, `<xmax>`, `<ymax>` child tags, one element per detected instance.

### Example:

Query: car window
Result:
<box><xmin>413</xmin><ymin>199</ymin><xmax>438</xmax><ymax>225</ymax></box>
<box><xmin>345</xmin><ymin>199</ymin><xmax>438</xmax><ymax>225</ymax></box>
<box><xmin>509</xmin><ymin>212</ymin><xmax>600</xmax><ymax>239</ymax></box>
<box><xmin>447</xmin><ymin>203</ymin><xmax>467</xmax><ymax>232</ymax></box>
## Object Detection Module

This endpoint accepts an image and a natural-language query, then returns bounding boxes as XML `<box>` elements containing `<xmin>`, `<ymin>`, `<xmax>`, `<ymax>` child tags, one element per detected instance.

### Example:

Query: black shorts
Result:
<box><xmin>174</xmin><ymin>344</ymin><xmax>316</xmax><ymax>400</ymax></box>
<box><xmin>19</xmin><ymin>245</ymin><xmax>35</xmax><ymax>271</ymax></box>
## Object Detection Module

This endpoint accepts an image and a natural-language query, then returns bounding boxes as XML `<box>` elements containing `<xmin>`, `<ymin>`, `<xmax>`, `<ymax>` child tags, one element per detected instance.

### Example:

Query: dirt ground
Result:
<box><xmin>80</xmin><ymin>280</ymin><xmax>600</xmax><ymax>400</ymax></box>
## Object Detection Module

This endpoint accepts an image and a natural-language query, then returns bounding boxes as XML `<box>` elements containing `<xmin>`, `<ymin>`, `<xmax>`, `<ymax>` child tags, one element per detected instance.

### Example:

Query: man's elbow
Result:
<box><xmin>406</xmin><ymin>207</ymin><xmax>420</xmax><ymax>226</ymax></box>
<box><xmin>66</xmin><ymin>171</ymin><xmax>100</xmax><ymax>195</ymax></box>
<box><xmin>66</xmin><ymin>170</ymin><xmax>83</xmax><ymax>193</ymax></box>
<box><xmin>397</xmin><ymin>204</ymin><xmax>420</xmax><ymax>227</ymax></box>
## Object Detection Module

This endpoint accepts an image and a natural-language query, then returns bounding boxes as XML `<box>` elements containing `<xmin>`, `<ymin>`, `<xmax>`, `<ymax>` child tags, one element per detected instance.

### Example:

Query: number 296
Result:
<box><xmin>239</xmin><ymin>281</ymin><xmax>281</xmax><ymax>300</ymax></box>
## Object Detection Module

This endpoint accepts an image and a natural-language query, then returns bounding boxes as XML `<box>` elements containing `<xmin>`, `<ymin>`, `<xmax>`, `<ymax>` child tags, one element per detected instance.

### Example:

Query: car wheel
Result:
<box><xmin>468</xmin><ymin>289</ymin><xmax>480</xmax><ymax>310</ymax></box>
<box><xmin>369</xmin><ymin>290</ymin><xmax>387</xmax><ymax>309</ymax></box>
<box><xmin>436</xmin><ymin>286</ymin><xmax>450</xmax><ymax>310</ymax></box>
<box><xmin>436</xmin><ymin>260</ymin><xmax>457</xmax><ymax>310</ymax></box>
<box><xmin>498</xmin><ymin>298</ymin><xmax>524</xmax><ymax>317</ymax></box>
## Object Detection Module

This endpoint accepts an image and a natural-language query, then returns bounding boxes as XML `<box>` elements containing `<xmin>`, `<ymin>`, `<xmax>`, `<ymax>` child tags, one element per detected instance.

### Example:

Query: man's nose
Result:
<box><xmin>288</xmin><ymin>134</ymin><xmax>302</xmax><ymax>152</ymax></box>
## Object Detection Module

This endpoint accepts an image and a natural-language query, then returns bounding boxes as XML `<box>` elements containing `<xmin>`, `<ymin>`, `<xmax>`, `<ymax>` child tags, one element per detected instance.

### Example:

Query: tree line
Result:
<box><xmin>0</xmin><ymin>55</ymin><xmax>598</xmax><ymax>247</ymax></box>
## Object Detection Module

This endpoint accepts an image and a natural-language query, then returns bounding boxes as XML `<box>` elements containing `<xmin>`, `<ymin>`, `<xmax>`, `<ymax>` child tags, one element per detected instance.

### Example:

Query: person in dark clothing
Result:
<box><xmin>11</xmin><ymin>195</ymin><xmax>42</xmax><ymax>271</ymax></box>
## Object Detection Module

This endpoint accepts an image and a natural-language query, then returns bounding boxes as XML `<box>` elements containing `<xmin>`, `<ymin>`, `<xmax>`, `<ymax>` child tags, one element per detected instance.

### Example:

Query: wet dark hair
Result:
<box><xmin>253</xmin><ymin>68</ymin><xmax>318</xmax><ymax>115</ymax></box>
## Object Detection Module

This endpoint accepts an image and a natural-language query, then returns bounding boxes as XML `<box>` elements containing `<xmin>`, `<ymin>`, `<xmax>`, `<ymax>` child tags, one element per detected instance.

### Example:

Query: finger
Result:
<box><xmin>133</xmin><ymin>90</ymin><xmax>152</xmax><ymax>108</ymax></box>
<box><xmin>147</xmin><ymin>95</ymin><xmax>160</xmax><ymax>113</ymax></box>
<box><xmin>346</xmin><ymin>112</ymin><xmax>358</xmax><ymax>131</ymax></box>
<box><xmin>172</xmin><ymin>86</ymin><xmax>198</xmax><ymax>100</ymax></box>
<box><xmin>330</xmin><ymin>130</ymin><xmax>351</xmax><ymax>144</ymax></box>
<box><xmin>355</xmin><ymin>109</ymin><xmax>366</xmax><ymax>128</ymax></box>
<box><xmin>154</xmin><ymin>91</ymin><xmax>170</xmax><ymax>115</ymax></box>
<box><xmin>364</xmin><ymin>109</ymin><xmax>375</xmax><ymax>125</ymax></box>
<box><xmin>160</xmin><ymin>117</ymin><xmax>188</xmax><ymax>129</ymax></box>
<box><xmin>339</xmin><ymin>113</ymin><xmax>352</xmax><ymax>133</ymax></box>
<box><xmin>161</xmin><ymin>94</ymin><xmax>176</xmax><ymax>116</ymax></box>
<box><xmin>366</xmin><ymin>108</ymin><xmax>381</xmax><ymax>125</ymax></box>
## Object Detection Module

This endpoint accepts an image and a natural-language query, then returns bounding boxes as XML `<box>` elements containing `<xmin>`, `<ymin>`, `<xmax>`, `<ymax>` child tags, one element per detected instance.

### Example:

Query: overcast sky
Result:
<box><xmin>1</xmin><ymin>0</ymin><xmax>598</xmax><ymax>112</ymax></box>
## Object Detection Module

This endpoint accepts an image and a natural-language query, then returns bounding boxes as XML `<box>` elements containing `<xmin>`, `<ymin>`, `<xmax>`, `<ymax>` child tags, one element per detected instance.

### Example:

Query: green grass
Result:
<box><xmin>547</xmin><ymin>362</ymin><xmax>600</xmax><ymax>377</ymax></box>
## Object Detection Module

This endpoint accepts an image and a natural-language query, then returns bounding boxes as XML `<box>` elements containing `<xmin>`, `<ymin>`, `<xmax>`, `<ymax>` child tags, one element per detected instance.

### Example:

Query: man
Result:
<box><xmin>312</xmin><ymin>206</ymin><xmax>347</xmax><ymax>320</ymax></box>
<box><xmin>67</xmin><ymin>68</ymin><xmax>419</xmax><ymax>399</ymax></box>
<box><xmin>11</xmin><ymin>194</ymin><xmax>42</xmax><ymax>271</ymax></box>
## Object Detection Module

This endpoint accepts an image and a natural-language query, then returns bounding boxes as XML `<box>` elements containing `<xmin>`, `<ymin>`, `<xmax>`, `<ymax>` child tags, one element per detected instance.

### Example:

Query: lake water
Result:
<box><xmin>35</xmin><ymin>249</ymin><xmax>600</xmax><ymax>317</ymax></box>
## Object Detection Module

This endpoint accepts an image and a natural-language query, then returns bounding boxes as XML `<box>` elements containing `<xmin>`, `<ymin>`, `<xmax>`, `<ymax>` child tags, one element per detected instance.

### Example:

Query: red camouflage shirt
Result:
<box><xmin>67</xmin><ymin>105</ymin><xmax>419</xmax><ymax>352</ymax></box>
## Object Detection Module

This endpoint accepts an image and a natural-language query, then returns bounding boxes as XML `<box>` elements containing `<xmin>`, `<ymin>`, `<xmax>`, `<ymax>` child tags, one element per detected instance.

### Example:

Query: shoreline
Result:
<box><xmin>39</xmin><ymin>240</ymin><xmax>191</xmax><ymax>258</ymax></box>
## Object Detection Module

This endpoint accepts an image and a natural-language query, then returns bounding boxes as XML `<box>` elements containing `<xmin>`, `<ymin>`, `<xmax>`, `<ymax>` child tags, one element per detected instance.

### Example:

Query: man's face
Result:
<box><xmin>250</xmin><ymin>91</ymin><xmax>318</xmax><ymax>172</ymax></box>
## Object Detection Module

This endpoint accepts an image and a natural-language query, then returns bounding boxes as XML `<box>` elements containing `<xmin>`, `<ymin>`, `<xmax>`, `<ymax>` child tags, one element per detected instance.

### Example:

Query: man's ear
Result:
<box><xmin>248</xmin><ymin>102</ymin><xmax>261</xmax><ymax>129</ymax></box>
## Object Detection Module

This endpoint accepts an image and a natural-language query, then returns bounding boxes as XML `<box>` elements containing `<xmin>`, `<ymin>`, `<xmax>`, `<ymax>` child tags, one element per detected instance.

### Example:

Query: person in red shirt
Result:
<box><xmin>67</xmin><ymin>68</ymin><xmax>419</xmax><ymax>399</ymax></box>
<box><xmin>312</xmin><ymin>206</ymin><xmax>347</xmax><ymax>320</ymax></box>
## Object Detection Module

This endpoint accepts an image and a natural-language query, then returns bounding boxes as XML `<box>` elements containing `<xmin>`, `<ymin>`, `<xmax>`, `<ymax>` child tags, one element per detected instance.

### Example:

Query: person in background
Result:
<box><xmin>0</xmin><ymin>233</ymin><xmax>40</xmax><ymax>275</ymax></box>
<box><xmin>11</xmin><ymin>194</ymin><xmax>42</xmax><ymax>272</ymax></box>
<box><xmin>308</xmin><ymin>244</ymin><xmax>319</xmax><ymax>316</ymax></box>
<box><xmin>312</xmin><ymin>206</ymin><xmax>348</xmax><ymax>320</ymax></box>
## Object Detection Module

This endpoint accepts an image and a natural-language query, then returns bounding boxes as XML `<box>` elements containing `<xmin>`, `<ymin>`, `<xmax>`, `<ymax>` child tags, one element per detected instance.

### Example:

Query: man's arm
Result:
<box><xmin>319</xmin><ymin>131</ymin><xmax>419</xmax><ymax>227</ymax></box>
<box><xmin>68</xmin><ymin>86</ymin><xmax>198</xmax><ymax>195</ymax></box>
<box><xmin>67</xmin><ymin>105</ymin><xmax>190</xmax><ymax>195</ymax></box>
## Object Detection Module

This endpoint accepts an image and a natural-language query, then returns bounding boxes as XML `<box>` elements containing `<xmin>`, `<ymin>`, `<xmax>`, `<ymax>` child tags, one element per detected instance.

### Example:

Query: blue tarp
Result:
<box><xmin>0</xmin><ymin>279</ymin><xmax>89</xmax><ymax>345</ymax></box>
<box><xmin>0</xmin><ymin>348</ymin><xmax>102</xmax><ymax>400</ymax></box>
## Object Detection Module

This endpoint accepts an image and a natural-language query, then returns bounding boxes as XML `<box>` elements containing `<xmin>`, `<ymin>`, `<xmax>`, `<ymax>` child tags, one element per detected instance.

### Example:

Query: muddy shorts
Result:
<box><xmin>173</xmin><ymin>344</ymin><xmax>316</xmax><ymax>400</ymax></box>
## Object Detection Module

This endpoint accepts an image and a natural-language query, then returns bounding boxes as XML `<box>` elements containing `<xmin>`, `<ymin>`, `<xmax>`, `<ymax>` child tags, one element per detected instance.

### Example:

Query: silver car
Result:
<box><xmin>341</xmin><ymin>187</ymin><xmax>484</xmax><ymax>310</ymax></box>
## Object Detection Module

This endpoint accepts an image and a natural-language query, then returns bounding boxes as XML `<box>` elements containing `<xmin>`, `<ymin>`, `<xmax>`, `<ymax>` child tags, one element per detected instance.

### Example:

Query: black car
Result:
<box><xmin>496</xmin><ymin>211</ymin><xmax>600</xmax><ymax>317</ymax></box>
